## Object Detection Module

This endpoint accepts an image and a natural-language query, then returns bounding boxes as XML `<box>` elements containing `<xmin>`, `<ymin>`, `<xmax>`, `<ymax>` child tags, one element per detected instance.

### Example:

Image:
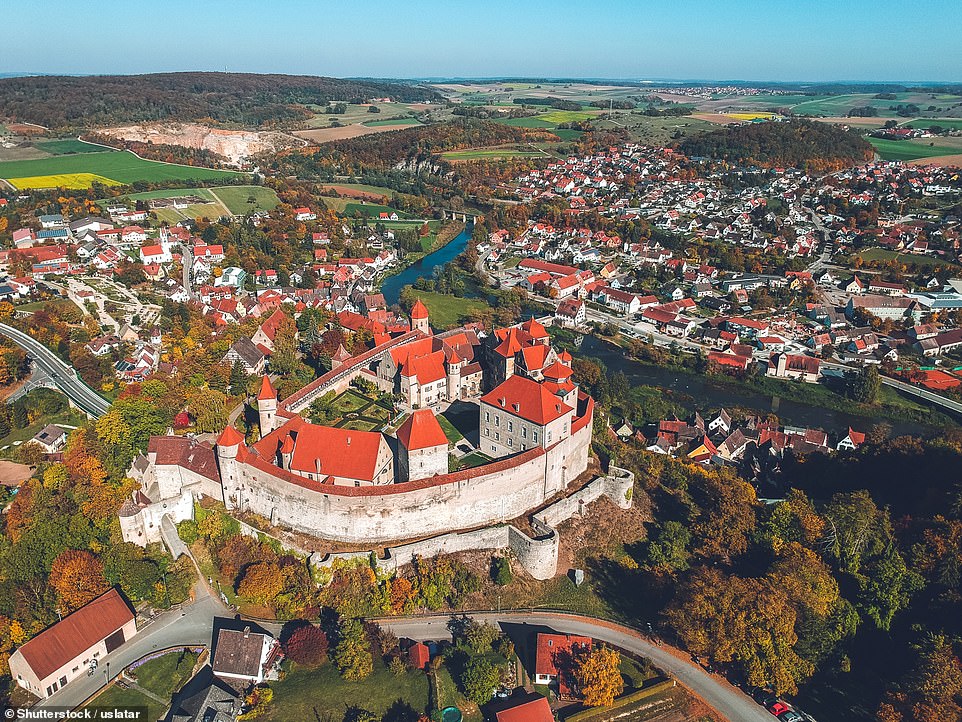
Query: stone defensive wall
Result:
<box><xmin>224</xmin><ymin>414</ymin><xmax>593</xmax><ymax>544</ymax></box>
<box><xmin>308</xmin><ymin>465</ymin><xmax>634</xmax><ymax>580</ymax></box>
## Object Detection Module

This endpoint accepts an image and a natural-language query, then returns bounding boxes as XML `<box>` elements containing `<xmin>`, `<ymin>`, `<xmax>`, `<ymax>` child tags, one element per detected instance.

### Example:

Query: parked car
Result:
<box><xmin>778</xmin><ymin>712</ymin><xmax>804</xmax><ymax>722</ymax></box>
<box><xmin>768</xmin><ymin>701</ymin><xmax>792</xmax><ymax>716</ymax></box>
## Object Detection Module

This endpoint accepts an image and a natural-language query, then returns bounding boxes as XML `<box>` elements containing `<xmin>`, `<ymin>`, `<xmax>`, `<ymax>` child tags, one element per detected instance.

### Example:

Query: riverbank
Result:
<box><xmin>379</xmin><ymin>220</ymin><xmax>465</xmax><ymax>282</ymax></box>
<box><xmin>570</xmin><ymin>333</ymin><xmax>951</xmax><ymax>437</ymax></box>
<box><xmin>381</xmin><ymin>221</ymin><xmax>471</xmax><ymax>306</ymax></box>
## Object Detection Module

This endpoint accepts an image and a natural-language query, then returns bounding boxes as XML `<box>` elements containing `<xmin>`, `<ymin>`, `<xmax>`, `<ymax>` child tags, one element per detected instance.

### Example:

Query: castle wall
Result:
<box><xmin>226</xmin><ymin>421</ymin><xmax>592</xmax><ymax>544</ymax></box>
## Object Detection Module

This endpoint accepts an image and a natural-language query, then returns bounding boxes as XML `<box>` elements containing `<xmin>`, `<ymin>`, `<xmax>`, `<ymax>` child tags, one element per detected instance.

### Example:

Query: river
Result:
<box><xmin>381</xmin><ymin>222</ymin><xmax>473</xmax><ymax>306</ymax></box>
<box><xmin>578</xmin><ymin>335</ymin><xmax>936</xmax><ymax>437</ymax></box>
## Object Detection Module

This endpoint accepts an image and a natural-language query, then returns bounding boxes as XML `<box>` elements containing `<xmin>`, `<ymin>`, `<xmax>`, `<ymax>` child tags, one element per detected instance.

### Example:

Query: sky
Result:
<box><xmin>4</xmin><ymin>0</ymin><xmax>961</xmax><ymax>82</ymax></box>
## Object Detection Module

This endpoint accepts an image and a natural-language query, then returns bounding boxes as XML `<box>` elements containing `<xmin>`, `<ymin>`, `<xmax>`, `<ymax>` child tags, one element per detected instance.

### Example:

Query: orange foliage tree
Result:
<box><xmin>49</xmin><ymin>550</ymin><xmax>109</xmax><ymax>612</ymax></box>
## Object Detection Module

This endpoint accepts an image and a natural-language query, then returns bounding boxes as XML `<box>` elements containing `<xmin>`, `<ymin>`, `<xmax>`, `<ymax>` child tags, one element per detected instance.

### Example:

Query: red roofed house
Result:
<box><xmin>768</xmin><ymin>353</ymin><xmax>822</xmax><ymax>383</ymax></box>
<box><xmin>251</xmin><ymin>308</ymin><xmax>289</xmax><ymax>353</ymax></box>
<box><xmin>534</xmin><ymin>633</ymin><xmax>591</xmax><ymax>696</ymax></box>
<box><xmin>9</xmin><ymin>588</ymin><xmax>137</xmax><ymax>699</ymax></box>
<box><xmin>480</xmin><ymin>374</ymin><xmax>573</xmax><ymax>458</ymax></box>
<box><xmin>396</xmin><ymin>409</ymin><xmax>448</xmax><ymax>481</ymax></box>
<box><xmin>294</xmin><ymin>207</ymin><xmax>316</xmax><ymax>222</ymax></box>
<box><xmin>837</xmin><ymin>428</ymin><xmax>866</xmax><ymax>451</ymax></box>
<box><xmin>493</xmin><ymin>694</ymin><xmax>554</xmax><ymax>722</ymax></box>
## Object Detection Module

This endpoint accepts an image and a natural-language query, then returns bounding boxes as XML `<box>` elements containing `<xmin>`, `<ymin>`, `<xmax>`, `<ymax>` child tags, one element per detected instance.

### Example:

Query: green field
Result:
<box><xmin>855</xmin><ymin>247</ymin><xmax>957</xmax><ymax>269</ymax></box>
<box><xmin>405</xmin><ymin>290</ymin><xmax>487</xmax><ymax>329</ymax></box>
<box><xmin>904</xmin><ymin>118</ymin><xmax>962</xmax><ymax>131</ymax></box>
<box><xmin>441</xmin><ymin>147</ymin><xmax>545</xmax><ymax>161</ymax></box>
<box><xmin>100</xmin><ymin>185</ymin><xmax>277</xmax><ymax>217</ymax></box>
<box><xmin>34</xmin><ymin>138</ymin><xmax>107</xmax><ymax>155</ymax></box>
<box><xmin>867</xmin><ymin>137</ymin><xmax>962</xmax><ymax>161</ymax></box>
<box><xmin>362</xmin><ymin>116</ymin><xmax>422</xmax><ymax>127</ymax></box>
<box><xmin>261</xmin><ymin>660</ymin><xmax>429</xmax><ymax>722</ymax></box>
<box><xmin>0</xmin><ymin>151</ymin><xmax>246</xmax><ymax>189</ymax></box>
<box><xmin>209</xmin><ymin>185</ymin><xmax>280</xmax><ymax>214</ymax></box>
<box><xmin>342</xmin><ymin>202</ymin><xmax>410</xmax><ymax>218</ymax></box>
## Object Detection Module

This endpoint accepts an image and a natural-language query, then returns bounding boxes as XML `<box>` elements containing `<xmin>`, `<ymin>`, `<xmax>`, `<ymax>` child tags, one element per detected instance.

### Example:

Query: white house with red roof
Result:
<box><xmin>396</xmin><ymin>409</ymin><xmax>448</xmax><ymax>481</ymax></box>
<box><xmin>480</xmin><ymin>374</ymin><xmax>574</xmax><ymax>458</ymax></box>
<box><xmin>293</xmin><ymin>207</ymin><xmax>316</xmax><ymax>222</ymax></box>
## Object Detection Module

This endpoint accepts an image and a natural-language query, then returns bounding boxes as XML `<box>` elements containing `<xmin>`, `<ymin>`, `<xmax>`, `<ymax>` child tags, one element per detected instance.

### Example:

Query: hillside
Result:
<box><xmin>0</xmin><ymin>72</ymin><xmax>441</xmax><ymax>129</ymax></box>
<box><xmin>678</xmin><ymin>119</ymin><xmax>873</xmax><ymax>171</ymax></box>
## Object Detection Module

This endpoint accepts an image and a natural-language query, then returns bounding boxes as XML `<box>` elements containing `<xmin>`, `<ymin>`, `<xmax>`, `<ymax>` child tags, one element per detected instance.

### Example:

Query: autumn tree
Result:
<box><xmin>575</xmin><ymin>646</ymin><xmax>624</xmax><ymax>707</ymax></box>
<box><xmin>333</xmin><ymin>618</ymin><xmax>373</xmax><ymax>681</ymax></box>
<box><xmin>237</xmin><ymin>562</ymin><xmax>285</xmax><ymax>604</ymax></box>
<box><xmin>283</xmin><ymin>623</ymin><xmax>329</xmax><ymax>667</ymax></box>
<box><xmin>49</xmin><ymin>550</ymin><xmax>109</xmax><ymax>612</ymax></box>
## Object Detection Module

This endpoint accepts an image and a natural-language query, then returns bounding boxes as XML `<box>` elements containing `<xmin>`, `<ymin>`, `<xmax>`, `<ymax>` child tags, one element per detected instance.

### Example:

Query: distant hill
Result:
<box><xmin>0</xmin><ymin>72</ymin><xmax>442</xmax><ymax>129</ymax></box>
<box><xmin>678</xmin><ymin>119</ymin><xmax>873</xmax><ymax>171</ymax></box>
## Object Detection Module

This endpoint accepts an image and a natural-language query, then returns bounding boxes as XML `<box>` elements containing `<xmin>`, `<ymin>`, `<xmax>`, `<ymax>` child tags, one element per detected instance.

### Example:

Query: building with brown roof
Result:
<box><xmin>212</xmin><ymin>626</ymin><xmax>278</xmax><ymax>685</ymax></box>
<box><xmin>9</xmin><ymin>589</ymin><xmax>136</xmax><ymax>699</ymax></box>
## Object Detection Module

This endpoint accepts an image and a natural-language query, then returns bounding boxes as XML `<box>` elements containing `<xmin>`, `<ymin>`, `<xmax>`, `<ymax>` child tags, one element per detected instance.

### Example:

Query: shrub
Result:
<box><xmin>283</xmin><ymin>624</ymin><xmax>329</xmax><ymax>667</ymax></box>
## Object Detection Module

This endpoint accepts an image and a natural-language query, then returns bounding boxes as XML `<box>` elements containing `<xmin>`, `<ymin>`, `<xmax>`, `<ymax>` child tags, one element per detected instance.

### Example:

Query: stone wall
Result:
<box><xmin>225</xmin><ymin>419</ymin><xmax>592</xmax><ymax>545</ymax></box>
<box><xmin>309</xmin><ymin>466</ymin><xmax>633</xmax><ymax>581</ymax></box>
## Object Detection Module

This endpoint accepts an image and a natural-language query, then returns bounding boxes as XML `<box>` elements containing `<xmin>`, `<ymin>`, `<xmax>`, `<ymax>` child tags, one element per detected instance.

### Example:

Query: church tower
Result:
<box><xmin>410</xmin><ymin>298</ymin><xmax>431</xmax><ymax>335</ymax></box>
<box><xmin>257</xmin><ymin>375</ymin><xmax>277</xmax><ymax>438</ymax></box>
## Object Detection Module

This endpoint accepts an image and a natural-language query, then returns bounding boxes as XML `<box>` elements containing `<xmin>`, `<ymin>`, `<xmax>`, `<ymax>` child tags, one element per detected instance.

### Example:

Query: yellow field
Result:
<box><xmin>7</xmin><ymin>173</ymin><xmax>121</xmax><ymax>190</ymax></box>
<box><xmin>727</xmin><ymin>112</ymin><xmax>777</xmax><ymax>121</ymax></box>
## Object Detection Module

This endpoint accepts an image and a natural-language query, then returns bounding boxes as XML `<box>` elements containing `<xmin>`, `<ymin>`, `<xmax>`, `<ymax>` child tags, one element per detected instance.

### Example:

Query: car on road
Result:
<box><xmin>778</xmin><ymin>712</ymin><xmax>804</xmax><ymax>722</ymax></box>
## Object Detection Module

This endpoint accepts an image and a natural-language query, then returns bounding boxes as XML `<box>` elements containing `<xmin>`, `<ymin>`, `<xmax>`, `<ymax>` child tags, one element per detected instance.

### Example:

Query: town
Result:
<box><xmin>0</xmin><ymin>9</ymin><xmax>961</xmax><ymax>722</ymax></box>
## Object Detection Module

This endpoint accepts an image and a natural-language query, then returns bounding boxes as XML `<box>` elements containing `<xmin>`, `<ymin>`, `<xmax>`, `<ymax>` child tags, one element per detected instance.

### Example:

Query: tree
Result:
<box><xmin>269</xmin><ymin>315</ymin><xmax>300</xmax><ymax>376</ymax></box>
<box><xmin>847</xmin><ymin>366</ymin><xmax>881</xmax><ymax>405</ymax></box>
<box><xmin>491</xmin><ymin>556</ymin><xmax>512</xmax><ymax>586</ymax></box>
<box><xmin>283</xmin><ymin>623</ymin><xmax>329</xmax><ymax>667</ymax></box>
<box><xmin>460</xmin><ymin>657</ymin><xmax>500</xmax><ymax>705</ymax></box>
<box><xmin>237</xmin><ymin>562</ymin><xmax>285</xmax><ymax>604</ymax></box>
<box><xmin>574</xmin><ymin>646</ymin><xmax>624</xmax><ymax>707</ymax></box>
<box><xmin>644</xmin><ymin>520</ymin><xmax>691</xmax><ymax>572</ymax></box>
<box><xmin>333</xmin><ymin>618</ymin><xmax>374</xmax><ymax>680</ymax></box>
<box><xmin>49</xmin><ymin>549</ymin><xmax>109</xmax><ymax>612</ymax></box>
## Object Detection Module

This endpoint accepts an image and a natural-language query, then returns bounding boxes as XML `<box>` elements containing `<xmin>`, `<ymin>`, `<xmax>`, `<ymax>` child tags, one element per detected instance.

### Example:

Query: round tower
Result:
<box><xmin>410</xmin><ymin>298</ymin><xmax>430</xmax><ymax>335</ymax></box>
<box><xmin>257</xmin><ymin>375</ymin><xmax>277</xmax><ymax>438</ymax></box>
<box><xmin>446</xmin><ymin>348</ymin><xmax>462</xmax><ymax>401</ymax></box>
<box><xmin>215</xmin><ymin>425</ymin><xmax>245</xmax><ymax>509</ymax></box>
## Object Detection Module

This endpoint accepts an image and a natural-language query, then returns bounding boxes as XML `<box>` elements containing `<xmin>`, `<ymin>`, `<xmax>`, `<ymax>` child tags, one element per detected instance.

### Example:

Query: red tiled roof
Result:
<box><xmin>481</xmin><ymin>375</ymin><xmax>572</xmax><ymax>425</ymax></box>
<box><xmin>216</xmin><ymin>426</ymin><xmax>245</xmax><ymax>447</ymax></box>
<box><xmin>257</xmin><ymin>375</ymin><xmax>276</xmax><ymax>401</ymax></box>
<box><xmin>535</xmin><ymin>633</ymin><xmax>591</xmax><ymax>695</ymax></box>
<box><xmin>14</xmin><ymin>589</ymin><xmax>133</xmax><ymax>681</ymax></box>
<box><xmin>396</xmin><ymin>410</ymin><xmax>448</xmax><ymax>450</ymax></box>
<box><xmin>408</xmin><ymin>642</ymin><xmax>430</xmax><ymax>670</ymax></box>
<box><xmin>411</xmin><ymin>298</ymin><xmax>429</xmax><ymax>320</ymax></box>
<box><xmin>254</xmin><ymin>416</ymin><xmax>384</xmax><ymax>482</ymax></box>
<box><xmin>495</xmin><ymin>696</ymin><xmax>553</xmax><ymax>722</ymax></box>
<box><xmin>258</xmin><ymin>308</ymin><xmax>287</xmax><ymax>342</ymax></box>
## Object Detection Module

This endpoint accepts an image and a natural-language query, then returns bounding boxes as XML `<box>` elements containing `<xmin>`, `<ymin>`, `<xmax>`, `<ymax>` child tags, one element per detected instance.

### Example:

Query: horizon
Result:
<box><xmin>4</xmin><ymin>0</ymin><xmax>961</xmax><ymax>83</ymax></box>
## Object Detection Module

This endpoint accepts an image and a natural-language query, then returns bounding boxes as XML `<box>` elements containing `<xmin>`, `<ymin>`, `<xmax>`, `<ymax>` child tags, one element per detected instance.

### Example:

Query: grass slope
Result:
<box><xmin>868</xmin><ymin>137</ymin><xmax>962</xmax><ymax>161</ymax></box>
<box><xmin>0</xmin><ymin>150</ymin><xmax>245</xmax><ymax>188</ymax></box>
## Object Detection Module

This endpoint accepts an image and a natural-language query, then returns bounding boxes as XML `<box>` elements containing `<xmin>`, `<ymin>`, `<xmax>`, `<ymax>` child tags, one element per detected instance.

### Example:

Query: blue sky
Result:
<box><xmin>5</xmin><ymin>0</ymin><xmax>961</xmax><ymax>81</ymax></box>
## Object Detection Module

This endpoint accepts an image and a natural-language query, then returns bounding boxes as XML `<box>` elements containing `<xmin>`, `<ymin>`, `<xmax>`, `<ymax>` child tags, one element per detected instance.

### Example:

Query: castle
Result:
<box><xmin>120</xmin><ymin>304</ymin><xmax>596</xmax><ymax>557</ymax></box>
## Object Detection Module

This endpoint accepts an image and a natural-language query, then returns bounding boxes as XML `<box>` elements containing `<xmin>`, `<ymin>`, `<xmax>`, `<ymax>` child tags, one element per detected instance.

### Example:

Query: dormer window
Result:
<box><xmin>512</xmin><ymin>403</ymin><xmax>520</xmax><ymax>412</ymax></box>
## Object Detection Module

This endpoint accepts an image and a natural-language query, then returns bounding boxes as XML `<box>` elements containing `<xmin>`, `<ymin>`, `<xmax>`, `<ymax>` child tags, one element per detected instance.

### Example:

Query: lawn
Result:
<box><xmin>0</xmin><ymin>150</ymin><xmax>246</xmax><ymax>188</ymax></box>
<box><xmin>0</xmin><ymin>396</ymin><xmax>84</xmax><ymax>455</ymax></box>
<box><xmin>261</xmin><ymin>660</ymin><xmax>430</xmax><ymax>722</ymax></box>
<box><xmin>404</xmin><ymin>290</ymin><xmax>488</xmax><ymax>329</ymax></box>
<box><xmin>441</xmin><ymin>148</ymin><xmax>544</xmax><ymax>161</ymax></box>
<box><xmin>437</xmin><ymin>413</ymin><xmax>465</xmax><ymax>444</ymax></box>
<box><xmin>868</xmin><ymin>137</ymin><xmax>962</xmax><ymax>161</ymax></box>
<box><xmin>458</xmin><ymin>451</ymin><xmax>493</xmax><ymax>469</ymax></box>
<box><xmin>87</xmin><ymin>683</ymin><xmax>164</xmax><ymax>721</ymax></box>
<box><xmin>332</xmin><ymin>389</ymin><xmax>371</xmax><ymax>414</ymax></box>
<box><xmin>855</xmin><ymin>247</ymin><xmax>956</xmax><ymax>268</ymax></box>
<box><xmin>130</xmin><ymin>648</ymin><xmax>199</xmax><ymax>699</ymax></box>
<box><xmin>538</xmin><ymin>109</ymin><xmax>599</xmax><ymax>124</ymax></box>
<box><xmin>362</xmin><ymin>116</ymin><xmax>422</xmax><ymax>127</ymax></box>
<box><xmin>34</xmin><ymin>138</ymin><xmax>106</xmax><ymax>155</ymax></box>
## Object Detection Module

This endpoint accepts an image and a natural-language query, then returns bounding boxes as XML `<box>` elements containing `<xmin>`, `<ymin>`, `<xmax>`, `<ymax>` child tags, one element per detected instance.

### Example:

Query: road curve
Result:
<box><xmin>379</xmin><ymin>611</ymin><xmax>772</xmax><ymax>722</ymax></box>
<box><xmin>0</xmin><ymin>323</ymin><xmax>111</xmax><ymax>417</ymax></box>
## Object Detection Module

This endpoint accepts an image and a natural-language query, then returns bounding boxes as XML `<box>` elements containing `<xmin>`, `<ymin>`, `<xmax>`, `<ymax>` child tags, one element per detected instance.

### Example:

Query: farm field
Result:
<box><xmin>904</xmin><ymin>118</ymin><xmax>962</xmax><ymax>130</ymax></box>
<box><xmin>868</xmin><ymin>136</ymin><xmax>962</xmax><ymax>161</ymax></box>
<box><xmin>320</xmin><ymin>182</ymin><xmax>394</xmax><ymax>199</ymax></box>
<box><xmin>854</xmin><ymin>247</ymin><xmax>958</xmax><ymax>269</ymax></box>
<box><xmin>34</xmin><ymin>138</ymin><xmax>105</xmax><ymax>155</ymax></box>
<box><xmin>0</xmin><ymin>150</ymin><xmax>246</xmax><ymax>189</ymax></box>
<box><xmin>302</xmin><ymin>102</ymin><xmax>431</xmax><ymax>128</ymax></box>
<box><xmin>342</xmin><ymin>201</ymin><xmax>410</xmax><ymax>218</ymax></box>
<box><xmin>208</xmin><ymin>185</ymin><xmax>280</xmax><ymax>214</ymax></box>
<box><xmin>7</xmin><ymin>172</ymin><xmax>120</xmax><ymax>190</ymax></box>
<box><xmin>362</xmin><ymin>116</ymin><xmax>422</xmax><ymax>127</ymax></box>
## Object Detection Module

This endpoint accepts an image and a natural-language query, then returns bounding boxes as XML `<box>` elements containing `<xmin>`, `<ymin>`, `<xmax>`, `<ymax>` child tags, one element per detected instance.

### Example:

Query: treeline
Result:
<box><xmin>0</xmin><ymin>72</ymin><xmax>440</xmax><ymax>129</ymax></box>
<box><xmin>271</xmin><ymin>119</ymin><xmax>554</xmax><ymax>175</ymax></box>
<box><xmin>512</xmin><ymin>96</ymin><xmax>583</xmax><ymax>111</ymax></box>
<box><xmin>678</xmin><ymin>120</ymin><xmax>873</xmax><ymax>172</ymax></box>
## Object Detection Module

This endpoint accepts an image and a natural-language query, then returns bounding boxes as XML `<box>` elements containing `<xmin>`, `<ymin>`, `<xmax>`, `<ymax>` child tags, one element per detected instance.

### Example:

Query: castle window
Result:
<box><xmin>508</xmin><ymin>438</ymin><xmax>513</xmax><ymax>447</ymax></box>
<box><xmin>485</xmin><ymin>411</ymin><xmax>489</xmax><ymax>421</ymax></box>
<box><xmin>495</xmin><ymin>432</ymin><xmax>500</xmax><ymax>441</ymax></box>
<box><xmin>495</xmin><ymin>416</ymin><xmax>499</xmax><ymax>427</ymax></box>
<box><xmin>548</xmin><ymin>431</ymin><xmax>553</xmax><ymax>443</ymax></box>
<box><xmin>507</xmin><ymin>421</ymin><xmax>513</xmax><ymax>432</ymax></box>
<box><xmin>533</xmin><ymin>430</ymin><xmax>539</xmax><ymax>443</ymax></box>
<box><xmin>522</xmin><ymin>427</ymin><xmax>527</xmax><ymax>438</ymax></box>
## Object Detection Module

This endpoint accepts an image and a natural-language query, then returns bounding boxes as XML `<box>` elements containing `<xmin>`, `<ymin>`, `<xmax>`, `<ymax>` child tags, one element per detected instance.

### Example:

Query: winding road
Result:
<box><xmin>380</xmin><ymin>611</ymin><xmax>773</xmax><ymax>722</ymax></box>
<box><xmin>0</xmin><ymin>323</ymin><xmax>111</xmax><ymax>417</ymax></box>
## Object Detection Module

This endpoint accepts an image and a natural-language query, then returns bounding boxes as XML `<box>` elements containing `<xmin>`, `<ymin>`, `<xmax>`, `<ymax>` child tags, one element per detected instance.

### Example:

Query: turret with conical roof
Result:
<box><xmin>257</xmin><ymin>375</ymin><xmax>278</xmax><ymax>438</ymax></box>
<box><xmin>410</xmin><ymin>298</ymin><xmax>430</xmax><ymax>335</ymax></box>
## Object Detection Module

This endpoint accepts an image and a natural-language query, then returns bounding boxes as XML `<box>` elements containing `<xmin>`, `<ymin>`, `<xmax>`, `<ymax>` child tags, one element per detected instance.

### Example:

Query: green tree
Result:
<box><xmin>645</xmin><ymin>520</ymin><xmax>691</xmax><ymax>572</ymax></box>
<box><xmin>333</xmin><ymin>618</ymin><xmax>373</xmax><ymax>681</ymax></box>
<box><xmin>460</xmin><ymin>657</ymin><xmax>500</xmax><ymax>705</ymax></box>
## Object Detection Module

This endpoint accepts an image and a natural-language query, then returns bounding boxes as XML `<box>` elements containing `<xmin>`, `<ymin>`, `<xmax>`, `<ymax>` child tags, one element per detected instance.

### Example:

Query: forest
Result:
<box><xmin>0</xmin><ymin>72</ymin><xmax>441</xmax><ymax>129</ymax></box>
<box><xmin>678</xmin><ymin>120</ymin><xmax>874</xmax><ymax>172</ymax></box>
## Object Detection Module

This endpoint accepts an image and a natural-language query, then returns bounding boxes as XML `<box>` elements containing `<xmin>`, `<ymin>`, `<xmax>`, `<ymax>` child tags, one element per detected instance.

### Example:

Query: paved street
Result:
<box><xmin>0</xmin><ymin>323</ymin><xmax>111</xmax><ymax>417</ymax></box>
<box><xmin>381</xmin><ymin>611</ymin><xmax>773</xmax><ymax>722</ymax></box>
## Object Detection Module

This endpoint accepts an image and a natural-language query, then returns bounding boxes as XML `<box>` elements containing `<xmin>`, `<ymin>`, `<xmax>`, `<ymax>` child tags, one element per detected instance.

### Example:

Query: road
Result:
<box><xmin>380</xmin><ymin>612</ymin><xmax>772</xmax><ymax>722</ymax></box>
<box><xmin>35</xmin><ymin>582</ymin><xmax>226</xmax><ymax>710</ymax></box>
<box><xmin>0</xmin><ymin>323</ymin><xmax>111</xmax><ymax>417</ymax></box>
